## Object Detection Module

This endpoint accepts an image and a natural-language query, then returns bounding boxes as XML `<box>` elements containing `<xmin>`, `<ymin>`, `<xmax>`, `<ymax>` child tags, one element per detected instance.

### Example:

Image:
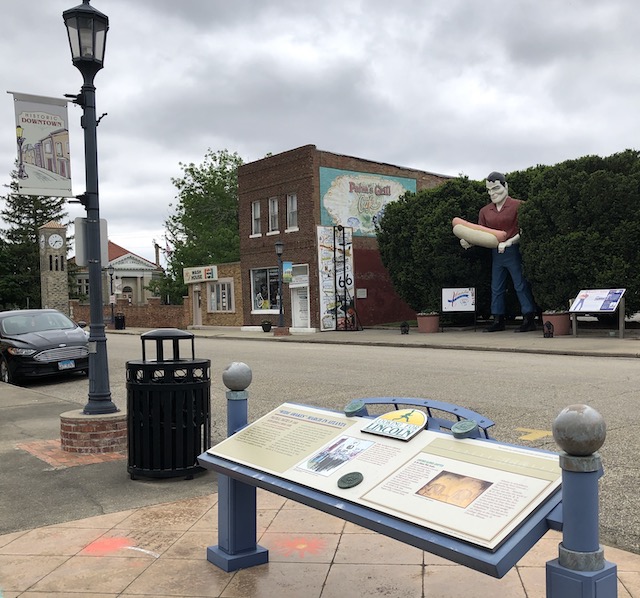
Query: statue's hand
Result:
<box><xmin>497</xmin><ymin>241</ymin><xmax>508</xmax><ymax>253</ymax></box>
<box><xmin>460</xmin><ymin>239</ymin><xmax>472</xmax><ymax>250</ymax></box>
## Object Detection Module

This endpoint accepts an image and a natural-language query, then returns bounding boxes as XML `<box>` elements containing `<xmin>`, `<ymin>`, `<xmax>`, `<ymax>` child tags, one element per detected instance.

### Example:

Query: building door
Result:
<box><xmin>291</xmin><ymin>286</ymin><xmax>309</xmax><ymax>329</ymax></box>
<box><xmin>192</xmin><ymin>287</ymin><xmax>202</xmax><ymax>326</ymax></box>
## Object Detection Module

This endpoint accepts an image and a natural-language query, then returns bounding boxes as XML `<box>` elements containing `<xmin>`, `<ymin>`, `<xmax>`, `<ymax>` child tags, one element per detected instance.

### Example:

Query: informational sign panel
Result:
<box><xmin>442</xmin><ymin>287</ymin><xmax>476</xmax><ymax>312</ymax></box>
<box><xmin>209</xmin><ymin>403</ymin><xmax>561</xmax><ymax>551</ymax></box>
<box><xmin>569</xmin><ymin>288</ymin><xmax>625</xmax><ymax>313</ymax></box>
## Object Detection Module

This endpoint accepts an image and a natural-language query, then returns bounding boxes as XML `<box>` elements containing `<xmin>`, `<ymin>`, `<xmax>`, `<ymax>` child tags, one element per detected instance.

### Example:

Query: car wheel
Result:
<box><xmin>1</xmin><ymin>357</ymin><xmax>13</xmax><ymax>384</ymax></box>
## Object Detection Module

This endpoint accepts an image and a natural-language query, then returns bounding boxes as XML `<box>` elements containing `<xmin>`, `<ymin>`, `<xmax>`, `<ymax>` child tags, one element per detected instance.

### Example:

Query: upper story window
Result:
<box><xmin>251</xmin><ymin>200</ymin><xmax>261</xmax><ymax>235</ymax></box>
<box><xmin>268</xmin><ymin>197</ymin><xmax>279</xmax><ymax>232</ymax></box>
<box><xmin>286</xmin><ymin>193</ymin><xmax>298</xmax><ymax>230</ymax></box>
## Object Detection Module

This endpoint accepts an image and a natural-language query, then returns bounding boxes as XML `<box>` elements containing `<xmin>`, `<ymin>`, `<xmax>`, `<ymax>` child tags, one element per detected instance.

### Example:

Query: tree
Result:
<box><xmin>0</xmin><ymin>169</ymin><xmax>68</xmax><ymax>309</ymax></box>
<box><xmin>377</xmin><ymin>178</ymin><xmax>496</xmax><ymax>317</ymax></box>
<box><xmin>519</xmin><ymin>150</ymin><xmax>640</xmax><ymax>315</ymax></box>
<box><xmin>376</xmin><ymin>149</ymin><xmax>640</xmax><ymax>322</ymax></box>
<box><xmin>153</xmin><ymin>149</ymin><xmax>244</xmax><ymax>304</ymax></box>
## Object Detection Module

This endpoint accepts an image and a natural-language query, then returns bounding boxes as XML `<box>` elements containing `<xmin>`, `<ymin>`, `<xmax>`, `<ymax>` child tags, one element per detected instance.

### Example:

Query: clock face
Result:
<box><xmin>48</xmin><ymin>233</ymin><xmax>64</xmax><ymax>249</ymax></box>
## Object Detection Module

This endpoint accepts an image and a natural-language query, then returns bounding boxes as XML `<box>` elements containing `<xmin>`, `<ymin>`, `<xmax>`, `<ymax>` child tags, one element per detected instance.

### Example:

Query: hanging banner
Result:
<box><xmin>9</xmin><ymin>91</ymin><xmax>73</xmax><ymax>197</ymax></box>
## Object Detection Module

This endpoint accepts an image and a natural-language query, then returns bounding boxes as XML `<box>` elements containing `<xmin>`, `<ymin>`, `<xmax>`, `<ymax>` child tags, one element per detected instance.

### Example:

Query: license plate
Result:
<box><xmin>58</xmin><ymin>359</ymin><xmax>75</xmax><ymax>370</ymax></box>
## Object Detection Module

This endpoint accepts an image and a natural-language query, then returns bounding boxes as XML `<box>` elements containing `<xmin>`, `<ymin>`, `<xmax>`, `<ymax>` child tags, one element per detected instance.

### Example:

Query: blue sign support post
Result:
<box><xmin>205</xmin><ymin>362</ymin><xmax>268</xmax><ymax>572</ymax></box>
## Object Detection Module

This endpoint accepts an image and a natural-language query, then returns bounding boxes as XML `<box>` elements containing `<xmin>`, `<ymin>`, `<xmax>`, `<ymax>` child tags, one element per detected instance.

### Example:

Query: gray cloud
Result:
<box><xmin>1</xmin><ymin>0</ymin><xmax>639</xmax><ymax>261</ymax></box>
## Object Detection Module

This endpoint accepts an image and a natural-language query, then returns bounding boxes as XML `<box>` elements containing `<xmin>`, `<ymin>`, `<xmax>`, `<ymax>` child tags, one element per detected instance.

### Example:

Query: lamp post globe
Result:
<box><xmin>63</xmin><ymin>0</ymin><xmax>116</xmax><ymax>415</ymax></box>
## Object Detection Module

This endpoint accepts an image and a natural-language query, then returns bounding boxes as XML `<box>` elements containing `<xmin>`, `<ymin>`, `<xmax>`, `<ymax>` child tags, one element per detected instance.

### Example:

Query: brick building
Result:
<box><xmin>238</xmin><ymin>145</ymin><xmax>450</xmax><ymax>330</ymax></box>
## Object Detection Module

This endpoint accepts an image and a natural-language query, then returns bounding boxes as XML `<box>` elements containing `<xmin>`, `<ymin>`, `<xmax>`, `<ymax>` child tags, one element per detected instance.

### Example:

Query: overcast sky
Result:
<box><xmin>2</xmin><ymin>1</ymin><xmax>639</xmax><ymax>264</ymax></box>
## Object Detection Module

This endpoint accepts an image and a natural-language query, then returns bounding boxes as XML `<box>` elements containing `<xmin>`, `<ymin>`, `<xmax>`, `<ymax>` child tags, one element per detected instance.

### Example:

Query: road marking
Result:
<box><xmin>516</xmin><ymin>428</ymin><xmax>553</xmax><ymax>441</ymax></box>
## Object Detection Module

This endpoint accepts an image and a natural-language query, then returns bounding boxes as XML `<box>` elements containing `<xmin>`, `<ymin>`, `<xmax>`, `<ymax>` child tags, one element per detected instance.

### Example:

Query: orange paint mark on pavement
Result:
<box><xmin>273</xmin><ymin>536</ymin><xmax>327</xmax><ymax>558</ymax></box>
<box><xmin>82</xmin><ymin>536</ymin><xmax>132</xmax><ymax>555</ymax></box>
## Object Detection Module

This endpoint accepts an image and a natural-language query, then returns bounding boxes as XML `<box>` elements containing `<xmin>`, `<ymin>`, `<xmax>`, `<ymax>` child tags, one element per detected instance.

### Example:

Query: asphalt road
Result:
<box><xmin>15</xmin><ymin>333</ymin><xmax>640</xmax><ymax>555</ymax></box>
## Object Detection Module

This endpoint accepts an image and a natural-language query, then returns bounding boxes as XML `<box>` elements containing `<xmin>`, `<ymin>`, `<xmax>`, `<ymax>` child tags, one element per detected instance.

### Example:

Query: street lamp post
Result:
<box><xmin>275</xmin><ymin>241</ymin><xmax>284</xmax><ymax>328</ymax></box>
<box><xmin>63</xmin><ymin>0</ymin><xmax>117</xmax><ymax>415</ymax></box>
<box><xmin>107</xmin><ymin>264</ymin><xmax>115</xmax><ymax>325</ymax></box>
<box><xmin>16</xmin><ymin>126</ymin><xmax>27</xmax><ymax>179</ymax></box>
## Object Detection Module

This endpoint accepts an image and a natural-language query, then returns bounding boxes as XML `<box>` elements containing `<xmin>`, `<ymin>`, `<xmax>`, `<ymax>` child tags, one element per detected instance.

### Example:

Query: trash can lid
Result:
<box><xmin>141</xmin><ymin>328</ymin><xmax>194</xmax><ymax>340</ymax></box>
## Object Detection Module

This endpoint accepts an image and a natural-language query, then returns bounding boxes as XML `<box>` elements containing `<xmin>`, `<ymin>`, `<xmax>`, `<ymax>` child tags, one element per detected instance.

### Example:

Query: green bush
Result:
<box><xmin>377</xmin><ymin>150</ymin><xmax>640</xmax><ymax>318</ymax></box>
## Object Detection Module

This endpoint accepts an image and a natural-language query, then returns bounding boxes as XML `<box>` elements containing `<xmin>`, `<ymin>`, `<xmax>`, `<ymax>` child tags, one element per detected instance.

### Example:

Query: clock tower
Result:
<box><xmin>39</xmin><ymin>221</ymin><xmax>70</xmax><ymax>315</ymax></box>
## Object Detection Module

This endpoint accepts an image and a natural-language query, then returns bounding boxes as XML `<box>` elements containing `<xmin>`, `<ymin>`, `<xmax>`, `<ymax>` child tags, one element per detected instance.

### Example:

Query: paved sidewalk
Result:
<box><xmin>1</xmin><ymin>489</ymin><xmax>639</xmax><ymax>597</ymax></box>
<box><xmin>2</xmin><ymin>324</ymin><xmax>640</xmax><ymax>597</ymax></box>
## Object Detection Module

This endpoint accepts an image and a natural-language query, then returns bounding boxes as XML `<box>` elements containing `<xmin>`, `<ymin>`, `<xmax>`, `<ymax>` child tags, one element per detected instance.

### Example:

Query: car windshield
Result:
<box><xmin>1</xmin><ymin>313</ymin><xmax>77</xmax><ymax>335</ymax></box>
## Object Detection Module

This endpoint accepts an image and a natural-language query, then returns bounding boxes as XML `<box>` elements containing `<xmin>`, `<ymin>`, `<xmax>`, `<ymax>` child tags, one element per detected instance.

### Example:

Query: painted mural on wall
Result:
<box><xmin>319</xmin><ymin>167</ymin><xmax>417</xmax><ymax>237</ymax></box>
<box><xmin>317</xmin><ymin>225</ymin><xmax>355</xmax><ymax>331</ymax></box>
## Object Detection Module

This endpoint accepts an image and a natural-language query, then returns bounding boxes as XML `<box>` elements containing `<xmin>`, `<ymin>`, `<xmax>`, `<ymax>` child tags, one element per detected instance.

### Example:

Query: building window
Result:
<box><xmin>251</xmin><ymin>267</ymin><xmax>280</xmax><ymax>311</ymax></box>
<box><xmin>268</xmin><ymin>197</ymin><xmax>279</xmax><ymax>232</ymax></box>
<box><xmin>77</xmin><ymin>277</ymin><xmax>90</xmax><ymax>297</ymax></box>
<box><xmin>286</xmin><ymin>193</ymin><xmax>298</xmax><ymax>230</ymax></box>
<box><xmin>208</xmin><ymin>279</ymin><xmax>234</xmax><ymax>312</ymax></box>
<box><xmin>251</xmin><ymin>201</ymin><xmax>261</xmax><ymax>235</ymax></box>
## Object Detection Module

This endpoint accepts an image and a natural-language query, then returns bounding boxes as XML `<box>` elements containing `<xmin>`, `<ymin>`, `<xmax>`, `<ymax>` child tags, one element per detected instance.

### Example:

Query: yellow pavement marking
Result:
<box><xmin>516</xmin><ymin>428</ymin><xmax>553</xmax><ymax>441</ymax></box>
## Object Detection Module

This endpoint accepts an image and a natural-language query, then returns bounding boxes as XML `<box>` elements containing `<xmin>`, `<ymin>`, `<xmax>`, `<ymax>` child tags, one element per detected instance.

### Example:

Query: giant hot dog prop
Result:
<box><xmin>452</xmin><ymin>217</ymin><xmax>508</xmax><ymax>249</ymax></box>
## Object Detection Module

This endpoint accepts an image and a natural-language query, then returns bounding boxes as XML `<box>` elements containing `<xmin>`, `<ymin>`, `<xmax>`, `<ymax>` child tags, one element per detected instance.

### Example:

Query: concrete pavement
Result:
<box><xmin>1</xmin><ymin>323</ymin><xmax>640</xmax><ymax>596</ymax></box>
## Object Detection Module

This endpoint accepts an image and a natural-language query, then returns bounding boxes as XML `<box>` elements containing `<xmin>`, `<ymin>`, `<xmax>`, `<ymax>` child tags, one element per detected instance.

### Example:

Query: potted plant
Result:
<box><xmin>540</xmin><ymin>308</ymin><xmax>571</xmax><ymax>336</ymax></box>
<box><xmin>416</xmin><ymin>311</ymin><xmax>440</xmax><ymax>333</ymax></box>
<box><xmin>261</xmin><ymin>320</ymin><xmax>273</xmax><ymax>332</ymax></box>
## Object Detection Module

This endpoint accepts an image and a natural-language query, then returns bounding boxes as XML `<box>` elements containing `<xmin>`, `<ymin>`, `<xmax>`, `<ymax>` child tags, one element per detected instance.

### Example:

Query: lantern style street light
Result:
<box><xmin>63</xmin><ymin>0</ymin><xmax>116</xmax><ymax>415</ymax></box>
<box><xmin>274</xmin><ymin>241</ymin><xmax>284</xmax><ymax>329</ymax></box>
<box><xmin>16</xmin><ymin>125</ymin><xmax>27</xmax><ymax>179</ymax></box>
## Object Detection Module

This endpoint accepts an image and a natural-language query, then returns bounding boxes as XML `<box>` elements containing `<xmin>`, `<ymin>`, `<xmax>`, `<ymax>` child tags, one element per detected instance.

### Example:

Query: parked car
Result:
<box><xmin>0</xmin><ymin>309</ymin><xmax>89</xmax><ymax>384</ymax></box>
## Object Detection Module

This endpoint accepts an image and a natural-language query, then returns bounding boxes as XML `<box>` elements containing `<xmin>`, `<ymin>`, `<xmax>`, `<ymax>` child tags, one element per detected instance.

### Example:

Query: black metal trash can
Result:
<box><xmin>126</xmin><ymin>329</ymin><xmax>211</xmax><ymax>480</ymax></box>
<box><xmin>115</xmin><ymin>312</ymin><xmax>125</xmax><ymax>330</ymax></box>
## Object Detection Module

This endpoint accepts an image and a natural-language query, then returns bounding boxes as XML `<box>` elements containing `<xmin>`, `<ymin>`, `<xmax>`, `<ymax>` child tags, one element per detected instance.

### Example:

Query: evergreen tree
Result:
<box><xmin>0</xmin><ymin>168</ymin><xmax>68</xmax><ymax>309</ymax></box>
<box><xmin>150</xmin><ymin>149</ymin><xmax>243</xmax><ymax>304</ymax></box>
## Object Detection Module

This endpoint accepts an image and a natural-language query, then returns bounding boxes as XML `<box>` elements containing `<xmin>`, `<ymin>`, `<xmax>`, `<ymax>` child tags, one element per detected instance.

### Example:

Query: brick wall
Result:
<box><xmin>69</xmin><ymin>297</ymin><xmax>190</xmax><ymax>330</ymax></box>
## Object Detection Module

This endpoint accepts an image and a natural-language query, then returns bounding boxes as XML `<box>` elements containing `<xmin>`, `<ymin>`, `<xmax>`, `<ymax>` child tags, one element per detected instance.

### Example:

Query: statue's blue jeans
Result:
<box><xmin>490</xmin><ymin>245</ymin><xmax>536</xmax><ymax>316</ymax></box>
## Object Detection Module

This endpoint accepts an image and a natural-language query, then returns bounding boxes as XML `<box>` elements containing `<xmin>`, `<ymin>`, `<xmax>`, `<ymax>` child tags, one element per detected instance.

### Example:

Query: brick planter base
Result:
<box><xmin>273</xmin><ymin>327</ymin><xmax>291</xmax><ymax>336</ymax></box>
<box><xmin>60</xmin><ymin>410</ymin><xmax>128</xmax><ymax>454</ymax></box>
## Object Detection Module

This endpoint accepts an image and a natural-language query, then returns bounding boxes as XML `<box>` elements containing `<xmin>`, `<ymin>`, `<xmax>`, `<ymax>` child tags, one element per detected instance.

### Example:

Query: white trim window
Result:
<box><xmin>268</xmin><ymin>197</ymin><xmax>279</xmax><ymax>233</ymax></box>
<box><xmin>209</xmin><ymin>279</ymin><xmax>234</xmax><ymax>312</ymax></box>
<box><xmin>286</xmin><ymin>193</ymin><xmax>298</xmax><ymax>230</ymax></box>
<box><xmin>251</xmin><ymin>201</ymin><xmax>261</xmax><ymax>235</ymax></box>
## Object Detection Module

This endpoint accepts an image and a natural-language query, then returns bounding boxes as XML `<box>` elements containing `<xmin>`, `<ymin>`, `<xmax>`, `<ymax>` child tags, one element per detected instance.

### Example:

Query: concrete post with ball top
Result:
<box><xmin>206</xmin><ymin>362</ymin><xmax>268</xmax><ymax>572</ymax></box>
<box><xmin>546</xmin><ymin>404</ymin><xmax>617</xmax><ymax>597</ymax></box>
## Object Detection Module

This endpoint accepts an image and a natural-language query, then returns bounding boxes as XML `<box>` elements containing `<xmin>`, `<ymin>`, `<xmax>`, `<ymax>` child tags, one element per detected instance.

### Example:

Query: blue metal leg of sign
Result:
<box><xmin>206</xmin><ymin>386</ymin><xmax>268</xmax><ymax>572</ymax></box>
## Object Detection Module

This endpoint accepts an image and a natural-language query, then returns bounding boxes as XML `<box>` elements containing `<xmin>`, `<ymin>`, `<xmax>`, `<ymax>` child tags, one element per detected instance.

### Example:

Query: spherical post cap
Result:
<box><xmin>552</xmin><ymin>404</ymin><xmax>606</xmax><ymax>456</ymax></box>
<box><xmin>222</xmin><ymin>362</ymin><xmax>252</xmax><ymax>391</ymax></box>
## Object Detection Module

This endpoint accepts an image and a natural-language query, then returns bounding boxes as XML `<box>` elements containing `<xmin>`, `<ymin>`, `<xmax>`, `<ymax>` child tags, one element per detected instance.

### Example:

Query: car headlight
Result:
<box><xmin>7</xmin><ymin>347</ymin><xmax>36</xmax><ymax>356</ymax></box>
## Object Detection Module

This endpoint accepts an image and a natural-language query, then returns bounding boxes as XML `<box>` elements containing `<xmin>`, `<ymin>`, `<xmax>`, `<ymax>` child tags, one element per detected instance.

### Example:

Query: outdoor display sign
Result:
<box><xmin>569</xmin><ymin>288</ymin><xmax>625</xmax><ymax>313</ymax></box>
<box><xmin>183</xmin><ymin>265</ymin><xmax>218</xmax><ymax>284</ymax></box>
<box><xmin>208</xmin><ymin>403</ymin><xmax>561</xmax><ymax>551</ymax></box>
<box><xmin>442</xmin><ymin>287</ymin><xmax>476</xmax><ymax>312</ymax></box>
<box><xmin>316</xmin><ymin>225</ymin><xmax>355</xmax><ymax>331</ymax></box>
<box><xmin>9</xmin><ymin>92</ymin><xmax>73</xmax><ymax>197</ymax></box>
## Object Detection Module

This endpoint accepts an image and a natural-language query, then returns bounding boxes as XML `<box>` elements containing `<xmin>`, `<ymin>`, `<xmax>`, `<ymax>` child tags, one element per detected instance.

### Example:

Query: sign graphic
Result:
<box><xmin>569</xmin><ymin>288</ymin><xmax>625</xmax><ymax>313</ymax></box>
<box><xmin>442</xmin><ymin>287</ymin><xmax>476</xmax><ymax>312</ymax></box>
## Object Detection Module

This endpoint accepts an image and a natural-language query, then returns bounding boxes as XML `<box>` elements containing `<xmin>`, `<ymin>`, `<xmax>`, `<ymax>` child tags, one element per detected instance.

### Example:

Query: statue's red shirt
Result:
<box><xmin>478</xmin><ymin>197</ymin><xmax>522</xmax><ymax>240</ymax></box>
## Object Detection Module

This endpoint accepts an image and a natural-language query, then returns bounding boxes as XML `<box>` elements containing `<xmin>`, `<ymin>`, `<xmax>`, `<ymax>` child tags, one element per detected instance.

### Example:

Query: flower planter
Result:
<box><xmin>261</xmin><ymin>321</ymin><xmax>272</xmax><ymax>332</ymax></box>
<box><xmin>417</xmin><ymin>314</ymin><xmax>440</xmax><ymax>333</ymax></box>
<box><xmin>542</xmin><ymin>312</ymin><xmax>571</xmax><ymax>336</ymax></box>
